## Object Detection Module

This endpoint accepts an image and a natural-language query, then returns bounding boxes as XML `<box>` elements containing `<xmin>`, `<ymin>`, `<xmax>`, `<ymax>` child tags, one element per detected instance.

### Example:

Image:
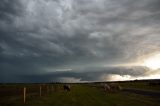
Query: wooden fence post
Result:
<box><xmin>47</xmin><ymin>85</ymin><xmax>49</xmax><ymax>94</ymax></box>
<box><xmin>23</xmin><ymin>87</ymin><xmax>26</xmax><ymax>104</ymax></box>
<box><xmin>52</xmin><ymin>85</ymin><xmax>54</xmax><ymax>91</ymax></box>
<box><xmin>40</xmin><ymin>85</ymin><xmax>42</xmax><ymax>97</ymax></box>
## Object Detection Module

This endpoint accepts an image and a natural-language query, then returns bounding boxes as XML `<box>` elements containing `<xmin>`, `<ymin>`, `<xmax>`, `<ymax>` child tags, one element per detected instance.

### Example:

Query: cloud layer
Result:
<box><xmin>0</xmin><ymin>0</ymin><xmax>160</xmax><ymax>82</ymax></box>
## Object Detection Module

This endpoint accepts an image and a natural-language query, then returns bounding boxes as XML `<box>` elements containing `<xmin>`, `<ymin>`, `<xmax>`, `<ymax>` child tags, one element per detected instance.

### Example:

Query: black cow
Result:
<box><xmin>63</xmin><ymin>84</ymin><xmax>71</xmax><ymax>91</ymax></box>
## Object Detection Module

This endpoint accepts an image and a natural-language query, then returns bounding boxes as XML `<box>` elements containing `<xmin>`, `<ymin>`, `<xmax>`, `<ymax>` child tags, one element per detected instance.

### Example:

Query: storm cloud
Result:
<box><xmin>0</xmin><ymin>0</ymin><xmax>160</xmax><ymax>82</ymax></box>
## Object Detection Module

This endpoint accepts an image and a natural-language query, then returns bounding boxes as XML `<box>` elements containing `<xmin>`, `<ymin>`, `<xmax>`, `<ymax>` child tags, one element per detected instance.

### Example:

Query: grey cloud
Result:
<box><xmin>0</xmin><ymin>0</ymin><xmax>160</xmax><ymax>82</ymax></box>
<box><xmin>17</xmin><ymin>66</ymin><xmax>150</xmax><ymax>83</ymax></box>
<box><xmin>0</xmin><ymin>0</ymin><xmax>24</xmax><ymax>23</ymax></box>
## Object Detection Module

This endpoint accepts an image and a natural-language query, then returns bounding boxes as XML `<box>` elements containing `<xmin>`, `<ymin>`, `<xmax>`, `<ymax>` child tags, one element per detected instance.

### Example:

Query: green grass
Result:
<box><xmin>0</xmin><ymin>84</ymin><xmax>159</xmax><ymax>106</ymax></box>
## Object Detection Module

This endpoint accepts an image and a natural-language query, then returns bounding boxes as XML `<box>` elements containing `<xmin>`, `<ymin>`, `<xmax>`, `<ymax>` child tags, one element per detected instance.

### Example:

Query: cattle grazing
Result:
<box><xmin>109</xmin><ymin>83</ymin><xmax>122</xmax><ymax>92</ymax></box>
<box><xmin>100</xmin><ymin>83</ymin><xmax>122</xmax><ymax>93</ymax></box>
<box><xmin>103</xmin><ymin>83</ymin><xmax>110</xmax><ymax>91</ymax></box>
<box><xmin>63</xmin><ymin>84</ymin><xmax>71</xmax><ymax>91</ymax></box>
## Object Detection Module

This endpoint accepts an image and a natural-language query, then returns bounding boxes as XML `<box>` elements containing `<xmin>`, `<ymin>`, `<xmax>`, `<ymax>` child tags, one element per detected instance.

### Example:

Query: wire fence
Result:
<box><xmin>0</xmin><ymin>84</ymin><xmax>62</xmax><ymax>105</ymax></box>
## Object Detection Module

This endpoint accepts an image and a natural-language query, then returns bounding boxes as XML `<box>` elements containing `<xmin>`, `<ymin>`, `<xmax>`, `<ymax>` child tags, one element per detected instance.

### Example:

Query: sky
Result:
<box><xmin>0</xmin><ymin>0</ymin><xmax>160</xmax><ymax>83</ymax></box>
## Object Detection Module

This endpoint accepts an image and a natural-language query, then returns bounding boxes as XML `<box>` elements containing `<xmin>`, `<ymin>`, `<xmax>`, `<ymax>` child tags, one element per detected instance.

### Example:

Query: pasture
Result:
<box><xmin>119</xmin><ymin>80</ymin><xmax>160</xmax><ymax>91</ymax></box>
<box><xmin>0</xmin><ymin>82</ymin><xmax>160</xmax><ymax>106</ymax></box>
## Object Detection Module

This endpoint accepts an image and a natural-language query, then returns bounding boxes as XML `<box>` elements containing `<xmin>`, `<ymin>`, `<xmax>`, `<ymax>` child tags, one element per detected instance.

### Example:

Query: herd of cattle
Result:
<box><xmin>99</xmin><ymin>83</ymin><xmax>122</xmax><ymax>92</ymax></box>
<box><xmin>85</xmin><ymin>83</ymin><xmax>123</xmax><ymax>93</ymax></box>
<box><xmin>63</xmin><ymin>83</ymin><xmax>122</xmax><ymax>93</ymax></box>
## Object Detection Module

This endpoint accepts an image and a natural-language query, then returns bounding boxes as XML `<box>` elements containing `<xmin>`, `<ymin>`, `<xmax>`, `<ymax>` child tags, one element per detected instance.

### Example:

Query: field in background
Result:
<box><xmin>0</xmin><ymin>80</ymin><xmax>160</xmax><ymax>106</ymax></box>
<box><xmin>119</xmin><ymin>80</ymin><xmax>160</xmax><ymax>91</ymax></box>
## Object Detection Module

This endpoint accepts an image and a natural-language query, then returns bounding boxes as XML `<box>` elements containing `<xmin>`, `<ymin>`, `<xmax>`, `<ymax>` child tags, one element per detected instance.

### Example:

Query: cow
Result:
<box><xmin>63</xmin><ymin>84</ymin><xmax>71</xmax><ymax>91</ymax></box>
<box><xmin>103</xmin><ymin>83</ymin><xmax>110</xmax><ymax>91</ymax></box>
<box><xmin>109</xmin><ymin>83</ymin><xmax>122</xmax><ymax>92</ymax></box>
<box><xmin>100</xmin><ymin>83</ymin><xmax>122</xmax><ymax>93</ymax></box>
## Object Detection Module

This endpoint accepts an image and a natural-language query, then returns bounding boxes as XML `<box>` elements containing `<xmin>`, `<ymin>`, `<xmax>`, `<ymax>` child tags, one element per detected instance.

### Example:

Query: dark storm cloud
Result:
<box><xmin>0</xmin><ymin>0</ymin><xmax>160</xmax><ymax>82</ymax></box>
<box><xmin>0</xmin><ymin>0</ymin><xmax>24</xmax><ymax>23</ymax></box>
<box><xmin>19</xmin><ymin>66</ymin><xmax>150</xmax><ymax>83</ymax></box>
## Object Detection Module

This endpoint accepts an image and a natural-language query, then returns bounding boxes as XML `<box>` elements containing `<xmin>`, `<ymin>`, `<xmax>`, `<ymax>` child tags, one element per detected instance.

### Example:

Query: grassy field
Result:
<box><xmin>0</xmin><ymin>84</ymin><xmax>159</xmax><ymax>106</ymax></box>
<box><xmin>119</xmin><ymin>81</ymin><xmax>160</xmax><ymax>91</ymax></box>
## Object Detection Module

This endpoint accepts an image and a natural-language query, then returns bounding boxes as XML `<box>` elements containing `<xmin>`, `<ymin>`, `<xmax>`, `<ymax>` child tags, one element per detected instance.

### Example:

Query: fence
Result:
<box><xmin>0</xmin><ymin>84</ymin><xmax>62</xmax><ymax>104</ymax></box>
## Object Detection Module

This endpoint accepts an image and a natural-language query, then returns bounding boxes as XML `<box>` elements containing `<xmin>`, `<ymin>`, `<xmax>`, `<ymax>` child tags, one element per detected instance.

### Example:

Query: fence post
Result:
<box><xmin>23</xmin><ymin>87</ymin><xmax>26</xmax><ymax>104</ymax></box>
<box><xmin>52</xmin><ymin>85</ymin><xmax>54</xmax><ymax>91</ymax></box>
<box><xmin>47</xmin><ymin>85</ymin><xmax>49</xmax><ymax>94</ymax></box>
<box><xmin>40</xmin><ymin>85</ymin><xmax>42</xmax><ymax>97</ymax></box>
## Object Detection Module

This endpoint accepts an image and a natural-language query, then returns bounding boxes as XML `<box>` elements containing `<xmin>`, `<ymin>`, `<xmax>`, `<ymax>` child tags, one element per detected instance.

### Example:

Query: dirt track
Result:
<box><xmin>123</xmin><ymin>88</ymin><xmax>160</xmax><ymax>98</ymax></box>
